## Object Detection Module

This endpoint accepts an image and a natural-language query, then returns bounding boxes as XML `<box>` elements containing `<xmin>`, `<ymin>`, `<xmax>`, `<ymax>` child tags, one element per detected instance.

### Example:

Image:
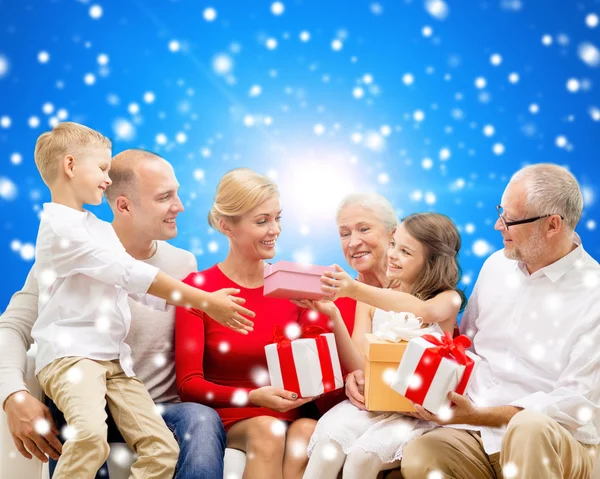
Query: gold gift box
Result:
<box><xmin>364</xmin><ymin>334</ymin><xmax>415</xmax><ymax>412</ymax></box>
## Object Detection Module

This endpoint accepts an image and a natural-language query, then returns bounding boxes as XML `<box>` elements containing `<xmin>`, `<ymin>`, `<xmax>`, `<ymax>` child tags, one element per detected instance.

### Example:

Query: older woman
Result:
<box><xmin>292</xmin><ymin>192</ymin><xmax>400</xmax><ymax>476</ymax></box>
<box><xmin>175</xmin><ymin>168</ymin><xmax>321</xmax><ymax>479</ymax></box>
<box><xmin>325</xmin><ymin>193</ymin><xmax>398</xmax><ymax>338</ymax></box>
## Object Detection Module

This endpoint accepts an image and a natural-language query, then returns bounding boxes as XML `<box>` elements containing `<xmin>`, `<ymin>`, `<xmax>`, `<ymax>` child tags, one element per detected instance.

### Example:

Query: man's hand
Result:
<box><xmin>203</xmin><ymin>288</ymin><xmax>255</xmax><ymax>334</ymax></box>
<box><xmin>248</xmin><ymin>386</ymin><xmax>314</xmax><ymax>412</ymax></box>
<box><xmin>4</xmin><ymin>391</ymin><xmax>62</xmax><ymax>462</ymax></box>
<box><xmin>414</xmin><ymin>392</ymin><xmax>479</xmax><ymax>425</ymax></box>
<box><xmin>345</xmin><ymin>369</ymin><xmax>366</xmax><ymax>410</ymax></box>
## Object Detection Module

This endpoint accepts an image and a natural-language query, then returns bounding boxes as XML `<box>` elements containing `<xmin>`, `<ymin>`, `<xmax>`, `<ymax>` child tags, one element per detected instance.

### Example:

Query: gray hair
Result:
<box><xmin>336</xmin><ymin>192</ymin><xmax>398</xmax><ymax>232</ymax></box>
<box><xmin>511</xmin><ymin>163</ymin><xmax>583</xmax><ymax>231</ymax></box>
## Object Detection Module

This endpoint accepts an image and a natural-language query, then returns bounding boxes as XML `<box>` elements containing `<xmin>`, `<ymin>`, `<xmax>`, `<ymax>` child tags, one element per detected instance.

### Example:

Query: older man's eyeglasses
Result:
<box><xmin>496</xmin><ymin>205</ymin><xmax>564</xmax><ymax>230</ymax></box>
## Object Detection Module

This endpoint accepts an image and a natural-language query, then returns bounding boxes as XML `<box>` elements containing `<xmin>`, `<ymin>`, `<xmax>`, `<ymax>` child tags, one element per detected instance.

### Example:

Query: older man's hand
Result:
<box><xmin>413</xmin><ymin>392</ymin><xmax>479</xmax><ymax>425</ymax></box>
<box><xmin>345</xmin><ymin>369</ymin><xmax>366</xmax><ymax>410</ymax></box>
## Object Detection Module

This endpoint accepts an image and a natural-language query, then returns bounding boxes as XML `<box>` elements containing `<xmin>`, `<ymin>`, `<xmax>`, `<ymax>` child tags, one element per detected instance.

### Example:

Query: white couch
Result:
<box><xmin>0</xmin><ymin>348</ymin><xmax>247</xmax><ymax>479</ymax></box>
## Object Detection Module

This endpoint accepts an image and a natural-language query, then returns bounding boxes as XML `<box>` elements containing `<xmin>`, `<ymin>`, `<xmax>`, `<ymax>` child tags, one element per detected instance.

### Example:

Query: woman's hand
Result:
<box><xmin>321</xmin><ymin>265</ymin><xmax>357</xmax><ymax>300</ymax></box>
<box><xmin>290</xmin><ymin>298</ymin><xmax>340</xmax><ymax>318</ymax></box>
<box><xmin>249</xmin><ymin>386</ymin><xmax>315</xmax><ymax>412</ymax></box>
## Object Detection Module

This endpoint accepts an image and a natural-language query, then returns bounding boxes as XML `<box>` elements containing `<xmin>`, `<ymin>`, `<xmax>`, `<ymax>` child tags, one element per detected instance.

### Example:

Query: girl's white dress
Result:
<box><xmin>307</xmin><ymin>308</ymin><xmax>438</xmax><ymax>464</ymax></box>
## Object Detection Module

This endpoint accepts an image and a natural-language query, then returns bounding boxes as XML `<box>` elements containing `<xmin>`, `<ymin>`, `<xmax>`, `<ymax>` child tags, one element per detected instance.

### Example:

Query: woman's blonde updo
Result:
<box><xmin>208</xmin><ymin>168</ymin><xmax>279</xmax><ymax>234</ymax></box>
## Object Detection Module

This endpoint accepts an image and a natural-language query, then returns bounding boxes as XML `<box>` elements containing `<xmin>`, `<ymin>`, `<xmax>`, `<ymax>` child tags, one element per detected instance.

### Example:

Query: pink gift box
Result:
<box><xmin>263</xmin><ymin>261</ymin><xmax>335</xmax><ymax>300</ymax></box>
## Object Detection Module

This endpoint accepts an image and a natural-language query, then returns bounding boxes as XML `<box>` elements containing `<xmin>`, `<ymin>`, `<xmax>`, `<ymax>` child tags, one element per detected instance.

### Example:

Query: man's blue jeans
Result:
<box><xmin>48</xmin><ymin>401</ymin><xmax>226</xmax><ymax>479</ymax></box>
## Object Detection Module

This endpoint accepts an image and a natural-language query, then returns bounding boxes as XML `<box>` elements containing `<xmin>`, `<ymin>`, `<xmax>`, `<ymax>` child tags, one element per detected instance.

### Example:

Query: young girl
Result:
<box><xmin>300</xmin><ymin>213</ymin><xmax>466</xmax><ymax>479</ymax></box>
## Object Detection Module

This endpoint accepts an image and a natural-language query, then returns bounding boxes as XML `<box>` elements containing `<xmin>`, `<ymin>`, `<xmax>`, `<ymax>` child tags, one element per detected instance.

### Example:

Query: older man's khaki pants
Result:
<box><xmin>384</xmin><ymin>410</ymin><xmax>598</xmax><ymax>479</ymax></box>
<box><xmin>38</xmin><ymin>357</ymin><xmax>179</xmax><ymax>479</ymax></box>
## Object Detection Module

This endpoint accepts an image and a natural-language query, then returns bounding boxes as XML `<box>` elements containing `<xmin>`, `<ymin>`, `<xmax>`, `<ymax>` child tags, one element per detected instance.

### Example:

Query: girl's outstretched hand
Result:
<box><xmin>320</xmin><ymin>265</ymin><xmax>356</xmax><ymax>300</ymax></box>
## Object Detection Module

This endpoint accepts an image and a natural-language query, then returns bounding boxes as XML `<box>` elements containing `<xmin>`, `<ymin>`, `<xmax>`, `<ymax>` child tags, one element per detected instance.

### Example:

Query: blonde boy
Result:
<box><xmin>32</xmin><ymin>123</ymin><xmax>255</xmax><ymax>478</ymax></box>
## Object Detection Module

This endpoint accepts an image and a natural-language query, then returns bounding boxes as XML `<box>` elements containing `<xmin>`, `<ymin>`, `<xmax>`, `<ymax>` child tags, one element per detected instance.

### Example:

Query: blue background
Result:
<box><xmin>1</xmin><ymin>0</ymin><xmax>599</xmax><ymax>311</ymax></box>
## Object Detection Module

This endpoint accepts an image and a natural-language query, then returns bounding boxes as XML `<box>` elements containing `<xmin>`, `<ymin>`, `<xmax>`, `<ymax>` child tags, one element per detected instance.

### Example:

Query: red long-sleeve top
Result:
<box><xmin>175</xmin><ymin>264</ymin><xmax>330</xmax><ymax>431</ymax></box>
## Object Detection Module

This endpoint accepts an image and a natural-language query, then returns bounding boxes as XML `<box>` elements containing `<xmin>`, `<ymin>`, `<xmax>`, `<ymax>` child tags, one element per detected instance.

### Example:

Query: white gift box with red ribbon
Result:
<box><xmin>391</xmin><ymin>332</ymin><xmax>481</xmax><ymax>414</ymax></box>
<box><xmin>265</xmin><ymin>326</ymin><xmax>344</xmax><ymax>398</ymax></box>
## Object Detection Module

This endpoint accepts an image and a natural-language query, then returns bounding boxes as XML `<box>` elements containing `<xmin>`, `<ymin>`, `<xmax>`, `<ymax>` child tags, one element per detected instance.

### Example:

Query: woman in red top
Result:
<box><xmin>176</xmin><ymin>168</ymin><xmax>323</xmax><ymax>479</ymax></box>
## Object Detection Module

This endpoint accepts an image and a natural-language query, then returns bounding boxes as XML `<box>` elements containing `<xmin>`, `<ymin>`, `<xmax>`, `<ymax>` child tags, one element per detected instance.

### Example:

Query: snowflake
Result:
<box><xmin>425</xmin><ymin>0</ymin><xmax>449</xmax><ymax>20</ymax></box>
<box><xmin>153</xmin><ymin>353</ymin><xmax>167</xmax><ymax>367</ymax></box>
<box><xmin>231</xmin><ymin>390</ymin><xmax>249</xmax><ymax>406</ymax></box>
<box><xmin>285</xmin><ymin>323</ymin><xmax>301</xmax><ymax>340</ymax></box>
<box><xmin>203</xmin><ymin>7</ymin><xmax>217</xmax><ymax>22</ymax></box>
<box><xmin>95</xmin><ymin>316</ymin><xmax>110</xmax><ymax>333</ymax></box>
<box><xmin>586</xmin><ymin>13</ymin><xmax>599</xmax><ymax>29</ymax></box>
<box><xmin>0</xmin><ymin>177</ymin><xmax>17</xmax><ymax>200</ymax></box>
<box><xmin>32</xmin><ymin>418</ymin><xmax>51</xmax><ymax>436</ymax></box>
<box><xmin>472</xmin><ymin>239</ymin><xmax>493</xmax><ymax>257</ymax></box>
<box><xmin>437</xmin><ymin>405</ymin><xmax>453</xmax><ymax>421</ymax></box>
<box><xmin>422</xmin><ymin>158</ymin><xmax>433</xmax><ymax>170</ymax></box>
<box><xmin>503</xmin><ymin>462</ymin><xmax>518</xmax><ymax>478</ymax></box>
<box><xmin>271</xmin><ymin>2</ymin><xmax>285</xmax><ymax>15</ymax></box>
<box><xmin>38</xmin><ymin>51</ymin><xmax>50</xmax><ymax>63</ymax></box>
<box><xmin>352</xmin><ymin>87</ymin><xmax>364</xmax><ymax>99</ymax></box>
<box><xmin>566</xmin><ymin>78</ymin><xmax>580</xmax><ymax>93</ymax></box>
<box><xmin>61</xmin><ymin>425</ymin><xmax>77</xmax><ymax>440</ymax></box>
<box><xmin>578</xmin><ymin>42</ymin><xmax>600</xmax><ymax>67</ymax></box>
<box><xmin>321</xmin><ymin>443</ymin><xmax>339</xmax><ymax>461</ymax></box>
<box><xmin>266</xmin><ymin>38</ymin><xmax>278</xmax><ymax>50</ymax></box>
<box><xmin>66</xmin><ymin>366</ymin><xmax>83</xmax><ymax>384</ymax></box>
<box><xmin>143</xmin><ymin>91</ymin><xmax>155</xmax><ymax>103</ymax></box>
<box><xmin>249</xmin><ymin>85</ymin><xmax>262</xmax><ymax>97</ymax></box>
<box><xmin>89</xmin><ymin>5</ymin><xmax>103</xmax><ymax>19</ymax></box>
<box><xmin>493</xmin><ymin>143</ymin><xmax>505</xmax><ymax>155</ymax></box>
<box><xmin>555</xmin><ymin>135</ymin><xmax>568</xmax><ymax>148</ymax></box>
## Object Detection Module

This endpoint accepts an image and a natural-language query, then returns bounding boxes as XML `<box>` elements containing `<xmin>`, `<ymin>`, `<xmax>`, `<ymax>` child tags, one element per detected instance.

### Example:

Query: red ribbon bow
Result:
<box><xmin>273</xmin><ymin>324</ymin><xmax>327</xmax><ymax>344</ymax></box>
<box><xmin>272</xmin><ymin>324</ymin><xmax>336</xmax><ymax>397</ymax></box>
<box><xmin>404</xmin><ymin>332</ymin><xmax>475</xmax><ymax>406</ymax></box>
<box><xmin>420</xmin><ymin>331</ymin><xmax>471</xmax><ymax>365</ymax></box>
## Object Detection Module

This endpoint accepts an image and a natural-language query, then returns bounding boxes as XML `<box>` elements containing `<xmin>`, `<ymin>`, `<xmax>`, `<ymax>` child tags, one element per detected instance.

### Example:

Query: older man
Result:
<box><xmin>347</xmin><ymin>163</ymin><xmax>600</xmax><ymax>478</ymax></box>
<box><xmin>0</xmin><ymin>149</ymin><xmax>226</xmax><ymax>479</ymax></box>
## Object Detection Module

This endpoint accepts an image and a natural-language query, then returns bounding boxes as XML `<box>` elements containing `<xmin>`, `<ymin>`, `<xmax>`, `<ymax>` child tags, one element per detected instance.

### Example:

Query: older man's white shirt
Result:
<box><xmin>458</xmin><ymin>236</ymin><xmax>600</xmax><ymax>454</ymax></box>
<box><xmin>32</xmin><ymin>202</ymin><xmax>162</xmax><ymax>377</ymax></box>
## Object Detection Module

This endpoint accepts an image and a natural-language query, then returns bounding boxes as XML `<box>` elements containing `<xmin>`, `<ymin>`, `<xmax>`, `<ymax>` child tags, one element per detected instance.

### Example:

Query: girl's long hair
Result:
<box><xmin>395</xmin><ymin>213</ymin><xmax>466</xmax><ymax>312</ymax></box>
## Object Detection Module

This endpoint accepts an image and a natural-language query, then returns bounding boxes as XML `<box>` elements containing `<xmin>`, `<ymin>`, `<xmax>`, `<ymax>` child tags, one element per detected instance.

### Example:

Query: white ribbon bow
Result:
<box><xmin>373</xmin><ymin>311</ymin><xmax>432</xmax><ymax>342</ymax></box>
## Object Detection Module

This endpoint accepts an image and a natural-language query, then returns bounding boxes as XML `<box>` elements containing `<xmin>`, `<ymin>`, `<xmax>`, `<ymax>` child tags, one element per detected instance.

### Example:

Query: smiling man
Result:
<box><xmin>397</xmin><ymin>163</ymin><xmax>600</xmax><ymax>479</ymax></box>
<box><xmin>0</xmin><ymin>149</ymin><xmax>227</xmax><ymax>479</ymax></box>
